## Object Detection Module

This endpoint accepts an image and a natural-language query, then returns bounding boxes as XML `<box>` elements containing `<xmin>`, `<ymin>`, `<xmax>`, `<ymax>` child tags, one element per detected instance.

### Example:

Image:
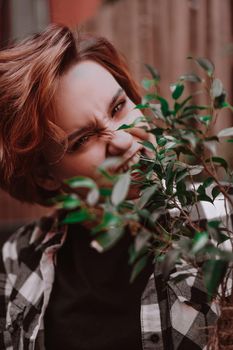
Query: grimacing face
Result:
<box><xmin>41</xmin><ymin>60</ymin><xmax>152</xmax><ymax>198</ymax></box>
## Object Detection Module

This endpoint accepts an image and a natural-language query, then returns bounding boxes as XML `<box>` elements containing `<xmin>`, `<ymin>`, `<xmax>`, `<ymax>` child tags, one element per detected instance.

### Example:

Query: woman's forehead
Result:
<box><xmin>58</xmin><ymin>60</ymin><xmax>119</xmax><ymax>95</ymax></box>
<box><xmin>54</xmin><ymin>60</ymin><xmax>121</xmax><ymax>132</ymax></box>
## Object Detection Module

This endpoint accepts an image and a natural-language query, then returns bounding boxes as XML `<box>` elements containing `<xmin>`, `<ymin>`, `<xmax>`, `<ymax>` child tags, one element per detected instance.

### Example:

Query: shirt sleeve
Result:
<box><xmin>0</xmin><ymin>223</ymin><xmax>37</xmax><ymax>330</ymax></box>
<box><xmin>0</xmin><ymin>247</ymin><xmax>7</xmax><ymax>330</ymax></box>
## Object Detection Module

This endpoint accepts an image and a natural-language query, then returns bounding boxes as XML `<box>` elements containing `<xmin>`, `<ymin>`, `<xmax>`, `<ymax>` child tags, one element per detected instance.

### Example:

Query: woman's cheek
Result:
<box><xmin>57</xmin><ymin>146</ymin><xmax>106</xmax><ymax>180</ymax></box>
<box><xmin>125</xmin><ymin>100</ymin><xmax>144</xmax><ymax>123</ymax></box>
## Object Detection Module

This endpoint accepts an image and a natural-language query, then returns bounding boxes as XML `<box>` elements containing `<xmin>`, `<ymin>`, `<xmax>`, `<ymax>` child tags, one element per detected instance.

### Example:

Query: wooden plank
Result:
<box><xmin>49</xmin><ymin>0</ymin><xmax>101</xmax><ymax>26</ymax></box>
<box><xmin>1</xmin><ymin>0</ymin><xmax>233</xmax><ymax>227</ymax></box>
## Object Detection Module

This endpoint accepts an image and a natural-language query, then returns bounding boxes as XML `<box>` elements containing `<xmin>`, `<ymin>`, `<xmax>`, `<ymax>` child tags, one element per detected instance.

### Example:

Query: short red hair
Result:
<box><xmin>0</xmin><ymin>24</ymin><xmax>141</xmax><ymax>205</ymax></box>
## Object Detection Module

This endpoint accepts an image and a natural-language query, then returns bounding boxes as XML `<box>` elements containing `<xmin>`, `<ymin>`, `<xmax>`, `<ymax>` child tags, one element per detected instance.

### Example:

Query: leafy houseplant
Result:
<box><xmin>51</xmin><ymin>57</ymin><xmax>233</xmax><ymax>348</ymax></box>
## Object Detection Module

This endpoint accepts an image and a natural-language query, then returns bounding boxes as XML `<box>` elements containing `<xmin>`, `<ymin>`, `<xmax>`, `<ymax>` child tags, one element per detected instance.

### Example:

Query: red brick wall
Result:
<box><xmin>1</xmin><ymin>0</ymin><xmax>233</xmax><ymax>228</ymax></box>
<box><xmin>49</xmin><ymin>0</ymin><xmax>101</xmax><ymax>26</ymax></box>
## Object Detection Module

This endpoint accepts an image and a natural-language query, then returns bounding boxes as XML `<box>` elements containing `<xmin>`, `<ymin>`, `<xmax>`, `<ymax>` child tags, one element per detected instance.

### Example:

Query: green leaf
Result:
<box><xmin>134</xmin><ymin>229</ymin><xmax>151</xmax><ymax>252</ymax></box>
<box><xmin>92</xmin><ymin>211</ymin><xmax>122</xmax><ymax>234</ymax></box>
<box><xmin>172</xmin><ymin>84</ymin><xmax>184</xmax><ymax>100</ymax></box>
<box><xmin>149</xmin><ymin>127</ymin><xmax>164</xmax><ymax>136</ymax></box>
<box><xmin>135</xmin><ymin>103</ymin><xmax>149</xmax><ymax>110</ymax></box>
<box><xmin>207</xmin><ymin>221</ymin><xmax>223</xmax><ymax>244</ymax></box>
<box><xmin>179</xmin><ymin>73</ymin><xmax>202</xmax><ymax>83</ymax></box>
<box><xmin>156</xmin><ymin>136</ymin><xmax>167</xmax><ymax>146</ymax></box>
<box><xmin>117</xmin><ymin>124</ymin><xmax>134</xmax><ymax>130</ymax></box>
<box><xmin>52</xmin><ymin>194</ymin><xmax>81</xmax><ymax>210</ymax></box>
<box><xmin>217</xmin><ymin>249</ymin><xmax>233</xmax><ymax>261</ymax></box>
<box><xmin>170</xmin><ymin>272</ymin><xmax>194</xmax><ymax>284</ymax></box>
<box><xmin>208</xmin><ymin>220</ymin><xmax>220</xmax><ymax>229</ymax></box>
<box><xmin>165</xmin><ymin>162</ymin><xmax>175</xmax><ymax>194</ymax></box>
<box><xmin>64</xmin><ymin>176</ymin><xmax>96</xmax><ymax>189</ymax></box>
<box><xmin>204</xmin><ymin>136</ymin><xmax>219</xmax><ymax>142</ymax></box>
<box><xmin>203</xmin><ymin>177</ymin><xmax>214</xmax><ymax>188</ymax></box>
<box><xmin>222</xmin><ymin>101</ymin><xmax>233</xmax><ymax>111</ymax></box>
<box><xmin>206</xmin><ymin>157</ymin><xmax>228</xmax><ymax>171</ymax></box>
<box><xmin>191</xmin><ymin>231</ymin><xmax>209</xmax><ymax>254</ymax></box>
<box><xmin>145</xmin><ymin>64</ymin><xmax>160</xmax><ymax>81</ymax></box>
<box><xmin>218</xmin><ymin>127</ymin><xmax>233</xmax><ymax>138</ymax></box>
<box><xmin>184</xmin><ymin>105</ymin><xmax>209</xmax><ymax>112</ymax></box>
<box><xmin>129</xmin><ymin>244</ymin><xmax>148</xmax><ymax>265</ymax></box>
<box><xmin>141</xmin><ymin>78</ymin><xmax>154</xmax><ymax>90</ymax></box>
<box><xmin>61</xmin><ymin>195</ymin><xmax>81</xmax><ymax>210</ymax></box>
<box><xmin>203</xmin><ymin>140</ymin><xmax>218</xmax><ymax>155</ymax></box>
<box><xmin>188</xmin><ymin>165</ymin><xmax>204</xmax><ymax>176</ymax></box>
<box><xmin>62</xmin><ymin>208</ymin><xmax>92</xmax><ymax>224</ymax></box>
<box><xmin>155</xmin><ymin>95</ymin><xmax>170</xmax><ymax>116</ymax></box>
<box><xmin>195</xmin><ymin>57</ymin><xmax>215</xmax><ymax>77</ymax></box>
<box><xmin>197</xmin><ymin>194</ymin><xmax>213</xmax><ymax>204</ymax></box>
<box><xmin>211</xmin><ymin>78</ymin><xmax>224</xmax><ymax>98</ymax></box>
<box><xmin>86</xmin><ymin>187</ymin><xmax>99</xmax><ymax>206</ymax></box>
<box><xmin>214</xmin><ymin>92</ymin><xmax>227</xmax><ymax>109</ymax></box>
<box><xmin>137</xmin><ymin>209</ymin><xmax>155</xmax><ymax>229</ymax></box>
<box><xmin>152</xmin><ymin>162</ymin><xmax>164</xmax><ymax>179</ymax></box>
<box><xmin>175</xmin><ymin>168</ymin><xmax>189</xmax><ymax>183</ymax></box>
<box><xmin>164</xmin><ymin>141</ymin><xmax>177</xmax><ymax>150</ymax></box>
<box><xmin>139</xmin><ymin>140</ymin><xmax>157</xmax><ymax>152</ymax></box>
<box><xmin>111</xmin><ymin>172</ymin><xmax>131</xmax><ymax>206</ymax></box>
<box><xmin>99</xmin><ymin>157</ymin><xmax>122</xmax><ymax>171</ymax></box>
<box><xmin>212</xmin><ymin>186</ymin><xmax>221</xmax><ymax>200</ymax></box>
<box><xmin>137</xmin><ymin>185</ymin><xmax>157</xmax><ymax>209</ymax></box>
<box><xmin>99</xmin><ymin>188</ymin><xmax>112</xmax><ymax>197</ymax></box>
<box><xmin>197</xmin><ymin>184</ymin><xmax>205</xmax><ymax>195</ymax></box>
<box><xmin>210</xmin><ymin>231</ymin><xmax>229</xmax><ymax>245</ymax></box>
<box><xmin>176</xmin><ymin>181</ymin><xmax>188</xmax><ymax>206</ymax></box>
<box><xmin>176</xmin><ymin>95</ymin><xmax>192</xmax><ymax>111</ymax></box>
<box><xmin>91</xmin><ymin>227</ymin><xmax>124</xmax><ymax>252</ymax></box>
<box><xmin>130</xmin><ymin>254</ymin><xmax>149</xmax><ymax>283</ymax></box>
<box><xmin>203</xmin><ymin>260</ymin><xmax>228</xmax><ymax>297</ymax></box>
<box><xmin>174</xmin><ymin>102</ymin><xmax>181</xmax><ymax>113</ymax></box>
<box><xmin>162</xmin><ymin>249</ymin><xmax>181</xmax><ymax>280</ymax></box>
<box><xmin>199</xmin><ymin>115</ymin><xmax>212</xmax><ymax>125</ymax></box>
<box><xmin>142</xmin><ymin>94</ymin><xmax>156</xmax><ymax>105</ymax></box>
<box><xmin>117</xmin><ymin>116</ymin><xmax>145</xmax><ymax>130</ymax></box>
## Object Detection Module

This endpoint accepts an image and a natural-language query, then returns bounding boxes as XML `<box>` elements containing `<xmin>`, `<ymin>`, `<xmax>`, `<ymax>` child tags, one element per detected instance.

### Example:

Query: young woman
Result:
<box><xmin>0</xmin><ymin>24</ymin><xmax>219</xmax><ymax>350</ymax></box>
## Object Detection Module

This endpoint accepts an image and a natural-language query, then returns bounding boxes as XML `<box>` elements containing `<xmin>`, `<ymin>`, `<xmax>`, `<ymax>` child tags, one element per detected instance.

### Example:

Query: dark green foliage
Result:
<box><xmin>203</xmin><ymin>260</ymin><xmax>228</xmax><ymax>298</ymax></box>
<box><xmin>53</xmin><ymin>57</ymin><xmax>233</xmax><ymax>297</ymax></box>
<box><xmin>62</xmin><ymin>208</ymin><xmax>92</xmax><ymax>224</ymax></box>
<box><xmin>172</xmin><ymin>84</ymin><xmax>184</xmax><ymax>100</ymax></box>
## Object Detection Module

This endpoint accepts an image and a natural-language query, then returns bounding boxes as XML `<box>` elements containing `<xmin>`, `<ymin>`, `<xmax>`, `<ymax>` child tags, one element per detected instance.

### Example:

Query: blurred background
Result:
<box><xmin>0</xmin><ymin>0</ymin><xmax>233</xmax><ymax>236</ymax></box>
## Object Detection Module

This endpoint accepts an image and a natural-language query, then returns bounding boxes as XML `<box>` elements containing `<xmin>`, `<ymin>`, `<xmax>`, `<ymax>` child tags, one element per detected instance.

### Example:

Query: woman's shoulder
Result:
<box><xmin>2</xmin><ymin>212</ymin><xmax>61</xmax><ymax>266</ymax></box>
<box><xmin>9</xmin><ymin>214</ymin><xmax>55</xmax><ymax>243</ymax></box>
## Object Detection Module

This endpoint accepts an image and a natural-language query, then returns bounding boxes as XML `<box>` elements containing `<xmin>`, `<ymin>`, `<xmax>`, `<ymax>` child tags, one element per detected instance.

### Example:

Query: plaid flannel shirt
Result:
<box><xmin>0</xmin><ymin>197</ymin><xmax>232</xmax><ymax>350</ymax></box>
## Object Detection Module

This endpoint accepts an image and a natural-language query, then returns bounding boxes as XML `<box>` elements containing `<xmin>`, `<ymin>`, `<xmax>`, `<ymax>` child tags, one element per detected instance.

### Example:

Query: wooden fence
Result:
<box><xmin>0</xmin><ymin>0</ymin><xmax>233</xmax><ymax>227</ymax></box>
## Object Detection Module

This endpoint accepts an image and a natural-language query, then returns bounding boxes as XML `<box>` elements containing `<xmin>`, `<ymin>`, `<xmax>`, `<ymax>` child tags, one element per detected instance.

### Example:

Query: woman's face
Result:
<box><xmin>46</xmin><ymin>60</ymin><xmax>151</xmax><ymax>197</ymax></box>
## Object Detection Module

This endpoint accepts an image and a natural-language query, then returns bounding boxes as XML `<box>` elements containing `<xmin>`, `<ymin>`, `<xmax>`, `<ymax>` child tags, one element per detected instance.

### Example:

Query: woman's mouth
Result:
<box><xmin>118</xmin><ymin>151</ymin><xmax>142</xmax><ymax>173</ymax></box>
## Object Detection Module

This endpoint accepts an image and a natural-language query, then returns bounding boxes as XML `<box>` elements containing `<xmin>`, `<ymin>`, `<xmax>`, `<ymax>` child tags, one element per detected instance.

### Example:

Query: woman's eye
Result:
<box><xmin>69</xmin><ymin>135</ymin><xmax>90</xmax><ymax>153</ymax></box>
<box><xmin>111</xmin><ymin>99</ymin><xmax>126</xmax><ymax>117</ymax></box>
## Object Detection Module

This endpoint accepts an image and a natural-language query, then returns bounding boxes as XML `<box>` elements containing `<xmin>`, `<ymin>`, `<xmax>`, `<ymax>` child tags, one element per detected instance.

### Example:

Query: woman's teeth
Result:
<box><xmin>121</xmin><ymin>152</ymin><xmax>141</xmax><ymax>172</ymax></box>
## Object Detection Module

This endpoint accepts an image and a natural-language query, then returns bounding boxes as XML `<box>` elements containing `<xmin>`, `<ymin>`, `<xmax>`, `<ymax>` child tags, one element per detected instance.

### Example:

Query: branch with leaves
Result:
<box><xmin>51</xmin><ymin>57</ymin><xmax>233</xmax><ymax>305</ymax></box>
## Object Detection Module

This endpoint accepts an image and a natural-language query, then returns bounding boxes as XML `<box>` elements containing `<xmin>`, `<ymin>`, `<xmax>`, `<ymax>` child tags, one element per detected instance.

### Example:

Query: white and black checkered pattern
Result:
<box><xmin>0</xmin><ymin>197</ymin><xmax>232</xmax><ymax>349</ymax></box>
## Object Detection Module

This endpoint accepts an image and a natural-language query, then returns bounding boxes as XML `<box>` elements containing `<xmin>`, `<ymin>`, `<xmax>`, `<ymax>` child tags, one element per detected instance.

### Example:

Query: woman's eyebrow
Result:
<box><xmin>67</xmin><ymin>124</ymin><xmax>96</xmax><ymax>143</ymax></box>
<box><xmin>66</xmin><ymin>88</ymin><xmax>124</xmax><ymax>143</ymax></box>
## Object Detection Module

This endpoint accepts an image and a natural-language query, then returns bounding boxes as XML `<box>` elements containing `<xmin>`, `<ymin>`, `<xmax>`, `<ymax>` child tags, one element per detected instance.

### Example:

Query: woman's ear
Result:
<box><xmin>34</xmin><ymin>167</ymin><xmax>61</xmax><ymax>191</ymax></box>
<box><xmin>35</xmin><ymin>174</ymin><xmax>61</xmax><ymax>191</ymax></box>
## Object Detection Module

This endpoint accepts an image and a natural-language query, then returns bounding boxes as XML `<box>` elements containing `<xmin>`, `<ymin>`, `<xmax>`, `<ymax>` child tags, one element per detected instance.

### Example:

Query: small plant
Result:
<box><xmin>52</xmin><ymin>57</ymin><xmax>233</xmax><ymax>347</ymax></box>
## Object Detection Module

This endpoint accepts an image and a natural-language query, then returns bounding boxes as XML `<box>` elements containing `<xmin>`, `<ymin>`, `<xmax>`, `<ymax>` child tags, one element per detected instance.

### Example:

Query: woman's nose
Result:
<box><xmin>107</xmin><ymin>130</ymin><xmax>133</xmax><ymax>156</ymax></box>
